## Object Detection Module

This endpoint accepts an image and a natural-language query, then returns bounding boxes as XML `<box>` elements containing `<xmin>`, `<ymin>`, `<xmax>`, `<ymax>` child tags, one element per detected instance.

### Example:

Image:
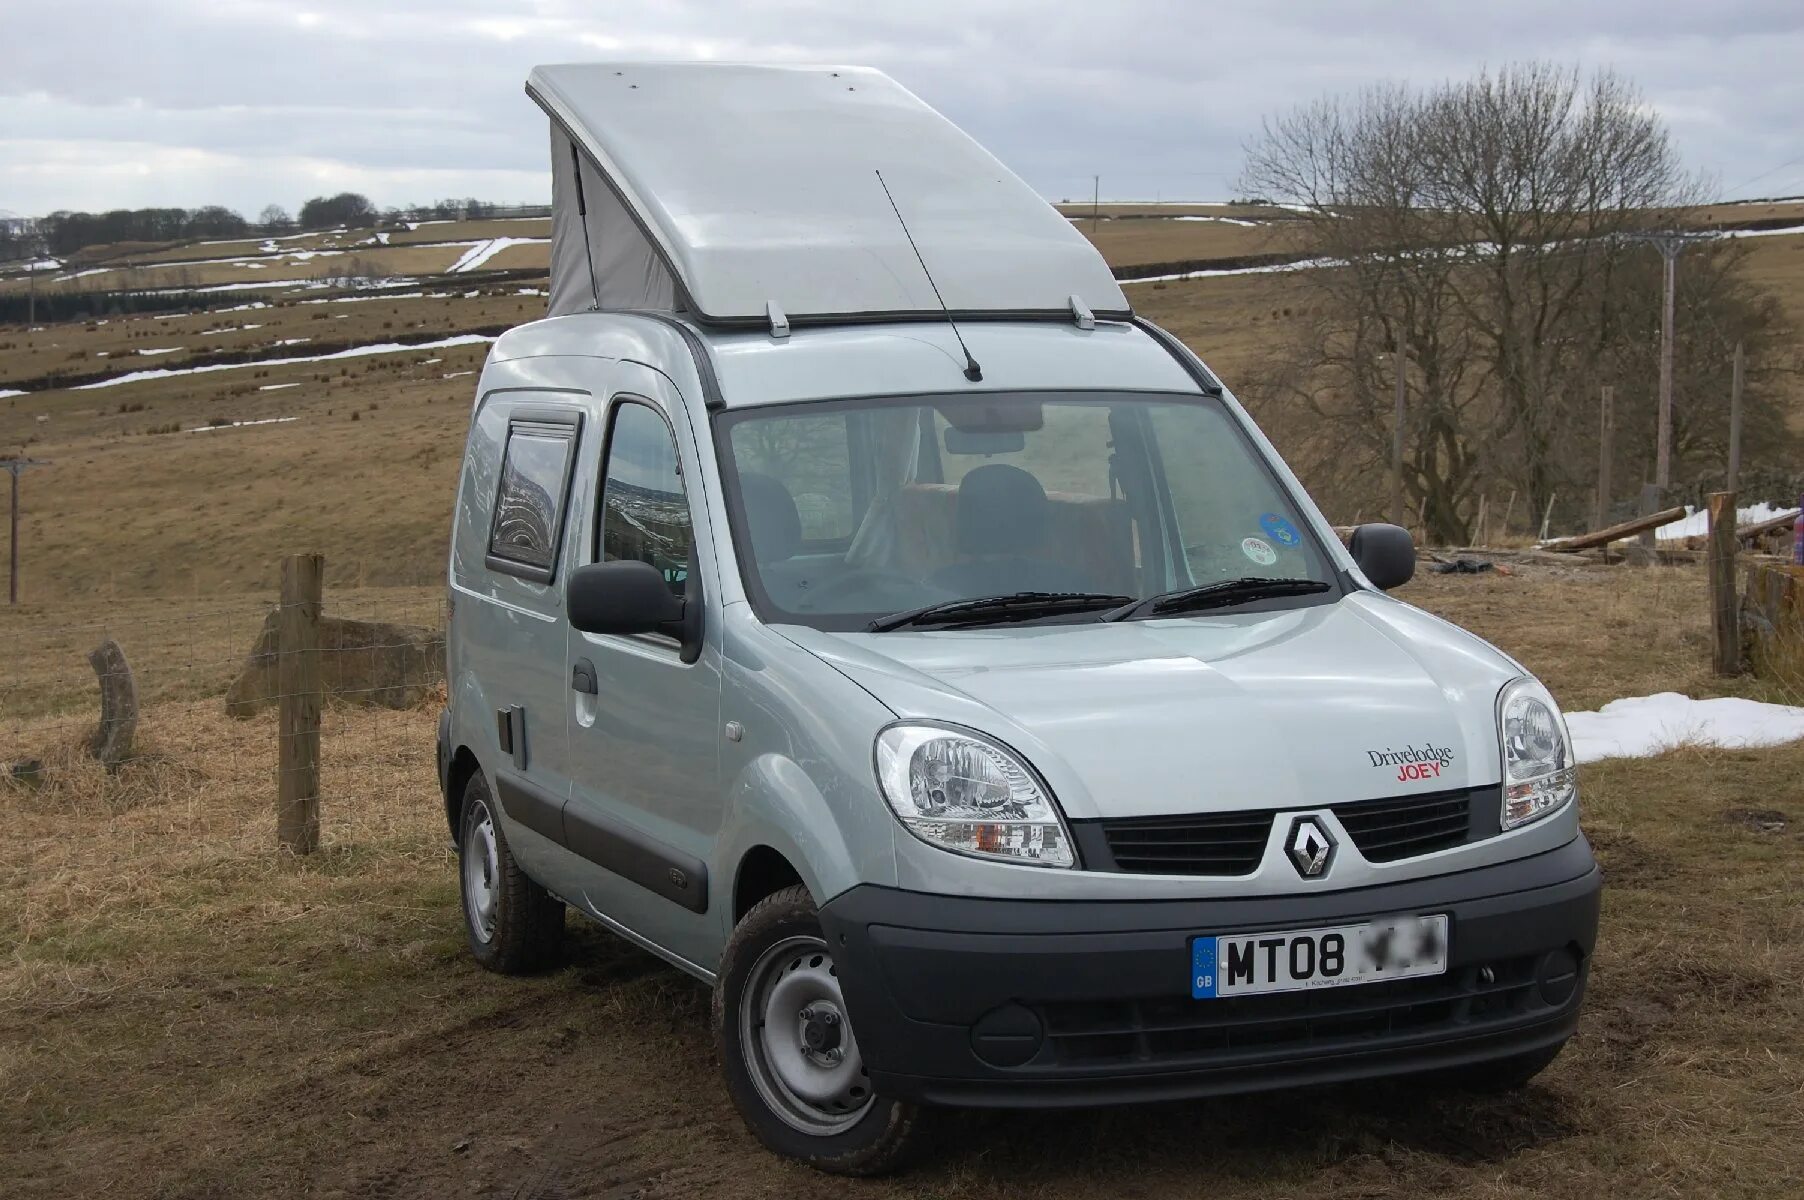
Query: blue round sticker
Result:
<box><xmin>1259</xmin><ymin>512</ymin><xmax>1301</xmax><ymax>546</ymax></box>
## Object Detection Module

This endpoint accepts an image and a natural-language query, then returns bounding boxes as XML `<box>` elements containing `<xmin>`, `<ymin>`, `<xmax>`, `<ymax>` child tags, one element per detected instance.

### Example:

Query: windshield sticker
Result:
<box><xmin>1240</xmin><ymin>537</ymin><xmax>1278</xmax><ymax>566</ymax></box>
<box><xmin>1259</xmin><ymin>513</ymin><xmax>1301</xmax><ymax>546</ymax></box>
<box><xmin>1368</xmin><ymin>743</ymin><xmax>1456</xmax><ymax>783</ymax></box>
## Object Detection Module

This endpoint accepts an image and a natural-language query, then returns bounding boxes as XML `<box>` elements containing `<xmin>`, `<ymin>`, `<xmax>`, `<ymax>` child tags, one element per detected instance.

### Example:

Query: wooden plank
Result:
<box><xmin>1708</xmin><ymin>492</ymin><xmax>1740</xmax><ymax>676</ymax></box>
<box><xmin>1737</xmin><ymin>509</ymin><xmax>1801</xmax><ymax>543</ymax></box>
<box><xmin>1541</xmin><ymin>505</ymin><xmax>1688</xmax><ymax>553</ymax></box>
<box><xmin>277</xmin><ymin>553</ymin><xmax>324</xmax><ymax>854</ymax></box>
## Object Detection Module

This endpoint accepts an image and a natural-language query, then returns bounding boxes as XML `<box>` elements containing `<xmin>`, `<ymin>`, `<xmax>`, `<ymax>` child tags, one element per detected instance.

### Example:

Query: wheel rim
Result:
<box><xmin>739</xmin><ymin>934</ymin><xmax>875</xmax><ymax>1135</ymax></box>
<box><xmin>462</xmin><ymin>798</ymin><xmax>500</xmax><ymax>944</ymax></box>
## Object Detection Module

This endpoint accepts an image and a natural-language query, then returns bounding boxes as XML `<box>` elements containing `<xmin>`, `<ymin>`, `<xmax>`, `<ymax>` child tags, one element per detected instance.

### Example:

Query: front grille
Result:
<box><xmin>1075</xmin><ymin>786</ymin><xmax>1500</xmax><ymax>874</ymax></box>
<box><xmin>1035</xmin><ymin>955</ymin><xmax>1541</xmax><ymax>1069</ymax></box>
<box><xmin>1331</xmin><ymin>788</ymin><xmax>1475</xmax><ymax>862</ymax></box>
<box><xmin>1094</xmin><ymin>810</ymin><xmax>1274</xmax><ymax>876</ymax></box>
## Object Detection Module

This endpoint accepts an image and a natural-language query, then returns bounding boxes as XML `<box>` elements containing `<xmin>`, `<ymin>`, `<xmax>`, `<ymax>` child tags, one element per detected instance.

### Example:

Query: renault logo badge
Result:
<box><xmin>1287</xmin><ymin>817</ymin><xmax>1335</xmax><ymax>878</ymax></box>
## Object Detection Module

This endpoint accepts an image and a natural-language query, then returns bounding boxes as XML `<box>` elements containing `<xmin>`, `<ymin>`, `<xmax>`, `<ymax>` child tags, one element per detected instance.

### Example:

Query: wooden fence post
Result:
<box><xmin>1707</xmin><ymin>492</ymin><xmax>1740</xmax><ymax>676</ymax></box>
<box><xmin>278</xmin><ymin>553</ymin><xmax>323</xmax><ymax>853</ymax></box>
<box><xmin>86</xmin><ymin>638</ymin><xmax>139</xmax><ymax>772</ymax></box>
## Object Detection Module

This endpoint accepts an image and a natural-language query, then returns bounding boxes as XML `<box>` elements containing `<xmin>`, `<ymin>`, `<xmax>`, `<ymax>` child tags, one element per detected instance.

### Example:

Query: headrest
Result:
<box><xmin>739</xmin><ymin>471</ymin><xmax>802</xmax><ymax>562</ymax></box>
<box><xmin>955</xmin><ymin>464</ymin><xmax>1048</xmax><ymax>556</ymax></box>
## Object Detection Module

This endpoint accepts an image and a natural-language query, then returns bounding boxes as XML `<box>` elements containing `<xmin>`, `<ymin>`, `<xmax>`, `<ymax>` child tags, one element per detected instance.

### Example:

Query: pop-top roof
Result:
<box><xmin>527</xmin><ymin>63</ymin><xmax>1129</xmax><ymax>326</ymax></box>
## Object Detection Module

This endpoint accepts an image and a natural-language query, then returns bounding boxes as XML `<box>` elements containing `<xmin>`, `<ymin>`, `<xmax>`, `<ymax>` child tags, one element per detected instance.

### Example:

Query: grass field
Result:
<box><xmin>3</xmin><ymin>205</ymin><xmax>1804</xmax><ymax>1195</ymax></box>
<box><xmin>4</xmin><ymin>564</ymin><xmax>1801</xmax><ymax>1198</ymax></box>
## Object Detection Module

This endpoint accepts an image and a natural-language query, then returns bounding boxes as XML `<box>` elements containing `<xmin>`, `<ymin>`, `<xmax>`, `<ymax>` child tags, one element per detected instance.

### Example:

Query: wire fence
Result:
<box><xmin>1</xmin><ymin>578</ymin><xmax>445</xmax><ymax>837</ymax></box>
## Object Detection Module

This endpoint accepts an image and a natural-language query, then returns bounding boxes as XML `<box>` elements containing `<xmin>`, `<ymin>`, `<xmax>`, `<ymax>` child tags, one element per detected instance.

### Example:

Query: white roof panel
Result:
<box><xmin>527</xmin><ymin>63</ymin><xmax>1129</xmax><ymax>325</ymax></box>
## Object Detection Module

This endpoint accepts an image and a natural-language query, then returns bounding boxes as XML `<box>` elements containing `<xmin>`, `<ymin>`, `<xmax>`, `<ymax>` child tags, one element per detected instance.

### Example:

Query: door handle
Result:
<box><xmin>571</xmin><ymin>658</ymin><xmax>598</xmax><ymax>695</ymax></box>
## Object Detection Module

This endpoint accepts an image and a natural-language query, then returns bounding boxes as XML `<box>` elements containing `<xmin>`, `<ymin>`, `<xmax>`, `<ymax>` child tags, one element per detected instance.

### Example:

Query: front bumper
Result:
<box><xmin>819</xmin><ymin>836</ymin><xmax>1601</xmax><ymax>1108</ymax></box>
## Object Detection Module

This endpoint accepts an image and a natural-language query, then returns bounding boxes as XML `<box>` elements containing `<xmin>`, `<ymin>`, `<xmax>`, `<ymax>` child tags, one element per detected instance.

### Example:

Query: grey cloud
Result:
<box><xmin>2</xmin><ymin>0</ymin><xmax>1800</xmax><ymax>215</ymax></box>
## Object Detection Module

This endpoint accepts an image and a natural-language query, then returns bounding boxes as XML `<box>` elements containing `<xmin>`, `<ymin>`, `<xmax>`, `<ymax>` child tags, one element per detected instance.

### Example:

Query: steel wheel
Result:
<box><xmin>738</xmin><ymin>934</ymin><xmax>875</xmax><ymax>1135</ymax></box>
<box><xmin>461</xmin><ymin>796</ymin><xmax>500</xmax><ymax>944</ymax></box>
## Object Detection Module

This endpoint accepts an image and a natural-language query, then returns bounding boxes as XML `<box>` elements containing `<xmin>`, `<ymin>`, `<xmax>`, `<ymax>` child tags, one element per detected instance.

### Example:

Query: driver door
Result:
<box><xmin>563</xmin><ymin>364</ymin><xmax>723</xmax><ymax>971</ymax></box>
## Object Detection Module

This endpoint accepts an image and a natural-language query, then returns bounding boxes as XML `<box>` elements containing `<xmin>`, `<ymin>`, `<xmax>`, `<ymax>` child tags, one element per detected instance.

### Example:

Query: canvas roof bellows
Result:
<box><xmin>528</xmin><ymin>62</ymin><xmax>1129</xmax><ymax>326</ymax></box>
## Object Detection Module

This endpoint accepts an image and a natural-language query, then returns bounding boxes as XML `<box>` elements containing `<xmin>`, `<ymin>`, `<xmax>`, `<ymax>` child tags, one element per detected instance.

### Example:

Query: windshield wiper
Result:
<box><xmin>868</xmin><ymin>591</ymin><xmax>1134</xmax><ymax>633</ymax></box>
<box><xmin>1100</xmin><ymin>576</ymin><xmax>1330</xmax><ymax>622</ymax></box>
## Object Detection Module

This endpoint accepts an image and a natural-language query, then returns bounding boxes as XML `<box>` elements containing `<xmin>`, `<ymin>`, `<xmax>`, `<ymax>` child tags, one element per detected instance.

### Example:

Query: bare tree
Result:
<box><xmin>1238</xmin><ymin>64</ymin><xmax>1786</xmax><ymax>541</ymax></box>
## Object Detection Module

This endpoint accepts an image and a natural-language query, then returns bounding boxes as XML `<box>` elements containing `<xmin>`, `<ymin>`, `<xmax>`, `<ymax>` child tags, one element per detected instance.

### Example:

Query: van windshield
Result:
<box><xmin>714</xmin><ymin>391</ymin><xmax>1340</xmax><ymax>631</ymax></box>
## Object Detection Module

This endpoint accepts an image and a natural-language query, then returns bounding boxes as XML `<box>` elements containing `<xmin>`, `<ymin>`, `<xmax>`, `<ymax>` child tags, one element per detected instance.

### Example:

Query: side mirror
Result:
<box><xmin>1348</xmin><ymin>523</ymin><xmax>1416</xmax><ymax>590</ymax></box>
<box><xmin>567</xmin><ymin>560</ymin><xmax>685</xmax><ymax>637</ymax></box>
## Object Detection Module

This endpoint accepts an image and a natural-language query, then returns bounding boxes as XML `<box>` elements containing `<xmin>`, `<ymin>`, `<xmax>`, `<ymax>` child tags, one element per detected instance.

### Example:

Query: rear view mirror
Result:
<box><xmin>943</xmin><ymin>428</ymin><xmax>1026</xmax><ymax>456</ymax></box>
<box><xmin>1349</xmin><ymin>523</ymin><xmax>1416</xmax><ymax>590</ymax></box>
<box><xmin>568</xmin><ymin>560</ymin><xmax>685</xmax><ymax>636</ymax></box>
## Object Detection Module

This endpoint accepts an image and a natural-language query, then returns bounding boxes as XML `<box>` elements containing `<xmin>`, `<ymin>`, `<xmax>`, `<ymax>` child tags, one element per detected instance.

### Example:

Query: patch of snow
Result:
<box><xmin>95</xmin><ymin>351</ymin><xmax>110</xmax><ymax>358</ymax></box>
<box><xmin>1656</xmin><ymin>502</ymin><xmax>1796</xmax><ymax>542</ymax></box>
<box><xmin>515</xmin><ymin>287</ymin><xmax>548</xmax><ymax>296</ymax></box>
<box><xmin>419</xmin><ymin>357</ymin><xmax>443</xmax><ymax>364</ymax></box>
<box><xmin>273</xmin><ymin>337</ymin><xmax>311</xmax><ymax>347</ymax></box>
<box><xmin>443</xmin><ymin>370</ymin><xmax>475</xmax><ymax>379</ymax></box>
<box><xmin>295</xmin><ymin>291</ymin><xmax>426</xmax><ymax>306</ymax></box>
<box><xmin>1568</xmin><ymin>693</ymin><xmax>1804</xmax><ymax>763</ymax></box>
<box><xmin>62</xmin><ymin>333</ymin><xmax>497</xmax><ymax>392</ymax></box>
<box><xmin>0</xmin><ymin>389</ymin><xmax>24</xmax><ymax>399</ymax></box>
<box><xmin>136</xmin><ymin>346</ymin><xmax>186</xmax><ymax>356</ymax></box>
<box><xmin>258</xmin><ymin>383</ymin><xmax>300</xmax><ymax>391</ymax></box>
<box><xmin>188</xmin><ymin>416</ymin><xmax>298</xmax><ymax>433</ymax></box>
<box><xmin>1718</xmin><ymin>223</ymin><xmax>1804</xmax><ymax>240</ymax></box>
<box><xmin>1123</xmin><ymin>257</ymin><xmax>1334</xmax><ymax>284</ymax></box>
<box><xmin>1168</xmin><ymin>215</ymin><xmax>1265</xmax><ymax>226</ymax></box>
<box><xmin>448</xmin><ymin>236</ymin><xmax>547</xmax><ymax>272</ymax></box>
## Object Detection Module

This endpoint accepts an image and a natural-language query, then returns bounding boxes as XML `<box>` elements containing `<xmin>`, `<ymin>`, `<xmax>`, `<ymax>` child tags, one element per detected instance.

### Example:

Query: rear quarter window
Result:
<box><xmin>486</xmin><ymin>412</ymin><xmax>582</xmax><ymax>583</ymax></box>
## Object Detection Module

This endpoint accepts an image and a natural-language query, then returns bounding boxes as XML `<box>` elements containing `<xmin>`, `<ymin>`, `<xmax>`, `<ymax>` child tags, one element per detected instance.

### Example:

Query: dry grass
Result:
<box><xmin>2</xmin><ymin>566</ymin><xmax>1803</xmax><ymax>1197</ymax></box>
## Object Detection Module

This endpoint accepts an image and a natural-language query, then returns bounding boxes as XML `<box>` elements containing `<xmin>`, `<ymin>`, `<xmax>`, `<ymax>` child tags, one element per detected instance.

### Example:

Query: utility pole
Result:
<box><xmin>1626</xmin><ymin>231</ymin><xmax>1710</xmax><ymax>492</ymax></box>
<box><xmin>1727</xmin><ymin>340</ymin><xmax>1745</xmax><ymax>491</ymax></box>
<box><xmin>3</xmin><ymin>456</ymin><xmax>51</xmax><ymax>606</ymax></box>
<box><xmin>1091</xmin><ymin>175</ymin><xmax>1100</xmax><ymax>235</ymax></box>
<box><xmin>1391</xmin><ymin>349</ymin><xmax>1407</xmax><ymax>526</ymax></box>
<box><xmin>1596</xmin><ymin>385</ymin><xmax>1614</xmax><ymax>530</ymax></box>
<box><xmin>1655</xmin><ymin>239</ymin><xmax>1678</xmax><ymax>489</ymax></box>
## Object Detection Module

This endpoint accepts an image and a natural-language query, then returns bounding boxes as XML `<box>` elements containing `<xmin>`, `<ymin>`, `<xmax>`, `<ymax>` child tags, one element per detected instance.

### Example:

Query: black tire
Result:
<box><xmin>1449</xmin><ymin>1042</ymin><xmax>1565</xmax><ymax>1092</ymax></box>
<box><xmin>457</xmin><ymin>770</ymin><xmax>563</xmax><ymax>973</ymax></box>
<box><xmin>713</xmin><ymin>884</ymin><xmax>923</xmax><ymax>1176</ymax></box>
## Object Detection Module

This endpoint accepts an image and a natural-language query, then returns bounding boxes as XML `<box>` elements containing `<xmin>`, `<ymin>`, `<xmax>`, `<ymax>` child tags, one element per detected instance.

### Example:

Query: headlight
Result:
<box><xmin>874</xmin><ymin>724</ymin><xmax>1074</xmax><ymax>867</ymax></box>
<box><xmin>1497</xmin><ymin>678</ymin><xmax>1577</xmax><ymax>829</ymax></box>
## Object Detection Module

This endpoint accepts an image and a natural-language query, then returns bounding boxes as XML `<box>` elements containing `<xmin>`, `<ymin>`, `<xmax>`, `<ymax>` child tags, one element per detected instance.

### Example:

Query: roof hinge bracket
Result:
<box><xmin>766</xmin><ymin>301</ymin><xmax>790</xmax><ymax>339</ymax></box>
<box><xmin>1069</xmin><ymin>293</ymin><xmax>1095</xmax><ymax>331</ymax></box>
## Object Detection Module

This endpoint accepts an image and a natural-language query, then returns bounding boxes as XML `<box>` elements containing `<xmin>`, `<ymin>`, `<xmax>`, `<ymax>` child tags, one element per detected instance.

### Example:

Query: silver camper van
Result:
<box><xmin>438</xmin><ymin>64</ymin><xmax>1601</xmax><ymax>1175</ymax></box>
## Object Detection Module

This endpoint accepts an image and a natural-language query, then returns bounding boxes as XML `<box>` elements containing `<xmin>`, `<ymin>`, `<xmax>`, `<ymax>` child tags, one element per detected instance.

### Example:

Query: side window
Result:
<box><xmin>486</xmin><ymin>412</ymin><xmax>581</xmax><ymax>583</ymax></box>
<box><xmin>599</xmin><ymin>401</ymin><xmax>693</xmax><ymax>596</ymax></box>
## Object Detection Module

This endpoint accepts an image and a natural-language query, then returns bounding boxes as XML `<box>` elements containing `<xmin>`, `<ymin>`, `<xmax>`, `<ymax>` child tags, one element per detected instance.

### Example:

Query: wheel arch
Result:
<box><xmin>733</xmin><ymin>844</ymin><xmax>808</xmax><ymax>924</ymax></box>
<box><xmin>445</xmin><ymin>746</ymin><xmax>484</xmax><ymax>845</ymax></box>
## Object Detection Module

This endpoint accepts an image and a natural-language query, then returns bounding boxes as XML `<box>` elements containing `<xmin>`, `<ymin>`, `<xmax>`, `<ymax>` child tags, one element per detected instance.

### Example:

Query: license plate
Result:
<box><xmin>1191</xmin><ymin>914</ymin><xmax>1448</xmax><ymax>999</ymax></box>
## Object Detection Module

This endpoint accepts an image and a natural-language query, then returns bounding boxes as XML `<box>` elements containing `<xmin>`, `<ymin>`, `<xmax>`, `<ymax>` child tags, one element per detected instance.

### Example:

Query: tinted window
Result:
<box><xmin>600</xmin><ymin>402</ymin><xmax>692</xmax><ymax>596</ymax></box>
<box><xmin>487</xmin><ymin>418</ymin><xmax>578</xmax><ymax>579</ymax></box>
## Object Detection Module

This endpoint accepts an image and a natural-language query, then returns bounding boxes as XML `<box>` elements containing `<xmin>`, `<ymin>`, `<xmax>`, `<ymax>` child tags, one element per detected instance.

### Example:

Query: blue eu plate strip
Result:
<box><xmin>1191</xmin><ymin>936</ymin><xmax>1218</xmax><ymax>999</ymax></box>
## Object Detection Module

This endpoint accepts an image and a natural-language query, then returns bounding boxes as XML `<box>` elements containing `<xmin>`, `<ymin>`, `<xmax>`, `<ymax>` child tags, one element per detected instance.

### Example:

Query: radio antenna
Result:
<box><xmin>875</xmin><ymin>169</ymin><xmax>982</xmax><ymax>382</ymax></box>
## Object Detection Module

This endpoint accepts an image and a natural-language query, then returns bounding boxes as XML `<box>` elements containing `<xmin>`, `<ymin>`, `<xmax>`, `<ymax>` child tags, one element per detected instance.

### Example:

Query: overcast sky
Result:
<box><xmin>2</xmin><ymin>0</ymin><xmax>1801</xmax><ymax>218</ymax></box>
